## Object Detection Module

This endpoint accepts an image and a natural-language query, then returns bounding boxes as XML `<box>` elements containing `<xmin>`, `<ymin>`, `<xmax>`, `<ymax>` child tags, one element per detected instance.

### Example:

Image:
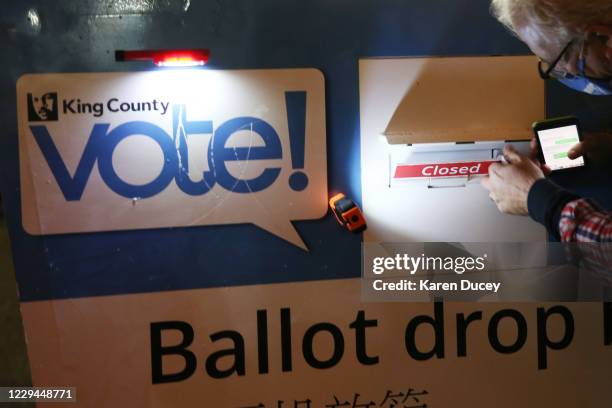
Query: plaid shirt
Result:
<box><xmin>559</xmin><ymin>199</ymin><xmax>612</xmax><ymax>242</ymax></box>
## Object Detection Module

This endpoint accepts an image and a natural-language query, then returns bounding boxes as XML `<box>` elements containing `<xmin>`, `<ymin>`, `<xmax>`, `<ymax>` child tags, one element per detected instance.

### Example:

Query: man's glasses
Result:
<box><xmin>537</xmin><ymin>39</ymin><xmax>577</xmax><ymax>80</ymax></box>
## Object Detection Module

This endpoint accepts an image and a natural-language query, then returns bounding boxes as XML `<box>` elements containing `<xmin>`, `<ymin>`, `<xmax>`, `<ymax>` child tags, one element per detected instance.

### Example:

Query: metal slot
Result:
<box><xmin>426</xmin><ymin>176</ymin><xmax>470</xmax><ymax>189</ymax></box>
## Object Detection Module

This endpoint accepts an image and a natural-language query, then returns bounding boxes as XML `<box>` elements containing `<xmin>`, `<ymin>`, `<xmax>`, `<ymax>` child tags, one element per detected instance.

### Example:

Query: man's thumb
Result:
<box><xmin>567</xmin><ymin>141</ymin><xmax>586</xmax><ymax>160</ymax></box>
<box><xmin>503</xmin><ymin>144</ymin><xmax>522</xmax><ymax>164</ymax></box>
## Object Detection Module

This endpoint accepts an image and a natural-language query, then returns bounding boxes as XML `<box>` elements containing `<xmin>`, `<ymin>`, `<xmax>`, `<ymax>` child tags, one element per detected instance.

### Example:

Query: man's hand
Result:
<box><xmin>481</xmin><ymin>145</ymin><xmax>545</xmax><ymax>215</ymax></box>
<box><xmin>567</xmin><ymin>131</ymin><xmax>612</xmax><ymax>164</ymax></box>
<box><xmin>529</xmin><ymin>138</ymin><xmax>552</xmax><ymax>174</ymax></box>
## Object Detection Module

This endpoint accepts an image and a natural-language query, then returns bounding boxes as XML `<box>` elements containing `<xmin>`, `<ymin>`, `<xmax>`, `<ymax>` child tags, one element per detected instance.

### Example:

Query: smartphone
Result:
<box><xmin>532</xmin><ymin>116</ymin><xmax>586</xmax><ymax>172</ymax></box>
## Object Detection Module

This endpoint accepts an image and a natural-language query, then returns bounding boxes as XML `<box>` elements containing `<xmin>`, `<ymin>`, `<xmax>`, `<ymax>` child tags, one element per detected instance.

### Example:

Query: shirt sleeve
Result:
<box><xmin>558</xmin><ymin>198</ymin><xmax>612</xmax><ymax>242</ymax></box>
<box><xmin>527</xmin><ymin>179</ymin><xmax>580</xmax><ymax>240</ymax></box>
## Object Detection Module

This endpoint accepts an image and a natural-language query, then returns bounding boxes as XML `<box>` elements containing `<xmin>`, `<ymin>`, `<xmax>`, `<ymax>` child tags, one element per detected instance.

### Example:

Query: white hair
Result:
<box><xmin>491</xmin><ymin>0</ymin><xmax>612</xmax><ymax>56</ymax></box>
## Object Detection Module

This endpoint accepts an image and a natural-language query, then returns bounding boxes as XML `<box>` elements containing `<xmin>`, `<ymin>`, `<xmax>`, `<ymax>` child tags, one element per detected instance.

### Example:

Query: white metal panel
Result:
<box><xmin>359</xmin><ymin>58</ymin><xmax>546</xmax><ymax>242</ymax></box>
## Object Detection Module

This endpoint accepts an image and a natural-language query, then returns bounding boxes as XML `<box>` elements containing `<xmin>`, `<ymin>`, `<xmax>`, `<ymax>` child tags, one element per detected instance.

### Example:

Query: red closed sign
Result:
<box><xmin>394</xmin><ymin>160</ymin><xmax>497</xmax><ymax>179</ymax></box>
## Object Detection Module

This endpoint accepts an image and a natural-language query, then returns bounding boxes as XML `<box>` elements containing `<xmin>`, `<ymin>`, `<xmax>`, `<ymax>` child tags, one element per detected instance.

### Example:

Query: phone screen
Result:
<box><xmin>537</xmin><ymin>125</ymin><xmax>585</xmax><ymax>171</ymax></box>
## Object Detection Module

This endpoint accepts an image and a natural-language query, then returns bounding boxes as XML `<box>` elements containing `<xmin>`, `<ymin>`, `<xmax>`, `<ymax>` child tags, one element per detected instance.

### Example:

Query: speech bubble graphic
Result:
<box><xmin>17</xmin><ymin>70</ymin><xmax>327</xmax><ymax>250</ymax></box>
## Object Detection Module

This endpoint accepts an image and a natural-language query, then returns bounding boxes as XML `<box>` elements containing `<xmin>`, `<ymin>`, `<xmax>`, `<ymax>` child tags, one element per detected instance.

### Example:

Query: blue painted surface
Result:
<box><xmin>1</xmin><ymin>0</ymin><xmax>611</xmax><ymax>301</ymax></box>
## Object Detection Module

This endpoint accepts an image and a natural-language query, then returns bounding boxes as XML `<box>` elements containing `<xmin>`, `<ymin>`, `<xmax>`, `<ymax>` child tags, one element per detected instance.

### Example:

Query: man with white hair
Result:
<box><xmin>482</xmin><ymin>0</ymin><xmax>612</xmax><ymax>242</ymax></box>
